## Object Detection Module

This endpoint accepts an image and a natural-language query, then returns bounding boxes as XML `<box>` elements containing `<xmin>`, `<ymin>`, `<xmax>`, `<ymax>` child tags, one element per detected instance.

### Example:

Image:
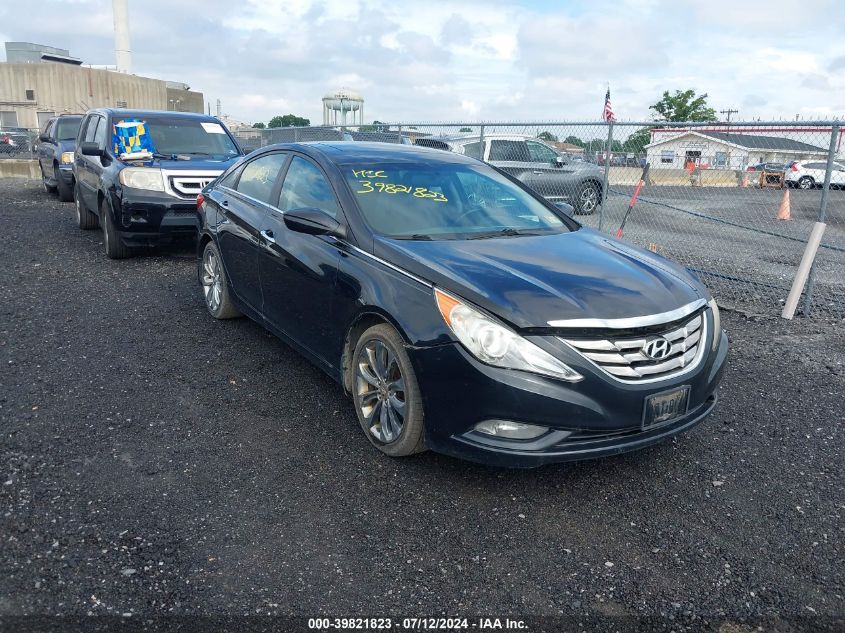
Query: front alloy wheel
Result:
<box><xmin>351</xmin><ymin>324</ymin><xmax>426</xmax><ymax>456</ymax></box>
<box><xmin>797</xmin><ymin>176</ymin><xmax>814</xmax><ymax>190</ymax></box>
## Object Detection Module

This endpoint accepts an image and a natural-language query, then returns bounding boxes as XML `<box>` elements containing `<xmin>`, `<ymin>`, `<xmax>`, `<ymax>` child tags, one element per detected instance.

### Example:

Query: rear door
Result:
<box><xmin>259</xmin><ymin>154</ymin><xmax>345</xmax><ymax>366</ymax></box>
<box><xmin>214</xmin><ymin>151</ymin><xmax>289</xmax><ymax>312</ymax></box>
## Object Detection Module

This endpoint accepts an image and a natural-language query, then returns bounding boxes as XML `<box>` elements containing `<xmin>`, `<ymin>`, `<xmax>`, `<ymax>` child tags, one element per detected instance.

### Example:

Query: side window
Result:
<box><xmin>463</xmin><ymin>141</ymin><xmax>483</xmax><ymax>160</ymax></box>
<box><xmin>278</xmin><ymin>156</ymin><xmax>340</xmax><ymax>218</ymax></box>
<box><xmin>218</xmin><ymin>163</ymin><xmax>245</xmax><ymax>189</ymax></box>
<box><xmin>489</xmin><ymin>140</ymin><xmax>531</xmax><ymax>162</ymax></box>
<box><xmin>93</xmin><ymin>117</ymin><xmax>108</xmax><ymax>149</ymax></box>
<box><xmin>83</xmin><ymin>117</ymin><xmax>99</xmax><ymax>143</ymax></box>
<box><xmin>42</xmin><ymin>119</ymin><xmax>55</xmax><ymax>138</ymax></box>
<box><xmin>526</xmin><ymin>141</ymin><xmax>558</xmax><ymax>163</ymax></box>
<box><xmin>235</xmin><ymin>153</ymin><xmax>288</xmax><ymax>204</ymax></box>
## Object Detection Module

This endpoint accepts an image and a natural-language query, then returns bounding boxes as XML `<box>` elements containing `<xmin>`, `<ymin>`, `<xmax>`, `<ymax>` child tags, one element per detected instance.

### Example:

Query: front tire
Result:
<box><xmin>56</xmin><ymin>169</ymin><xmax>73</xmax><ymax>202</ymax></box>
<box><xmin>351</xmin><ymin>324</ymin><xmax>426</xmax><ymax>457</ymax></box>
<box><xmin>575</xmin><ymin>181</ymin><xmax>601</xmax><ymax>215</ymax></box>
<box><xmin>41</xmin><ymin>165</ymin><xmax>57</xmax><ymax>194</ymax></box>
<box><xmin>199</xmin><ymin>241</ymin><xmax>241</xmax><ymax>319</ymax></box>
<box><xmin>101</xmin><ymin>198</ymin><xmax>132</xmax><ymax>259</ymax></box>
<box><xmin>797</xmin><ymin>176</ymin><xmax>815</xmax><ymax>190</ymax></box>
<box><xmin>74</xmin><ymin>184</ymin><xmax>98</xmax><ymax>230</ymax></box>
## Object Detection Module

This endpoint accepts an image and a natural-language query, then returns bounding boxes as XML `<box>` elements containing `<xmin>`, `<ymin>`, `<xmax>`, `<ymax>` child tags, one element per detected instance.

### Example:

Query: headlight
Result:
<box><xmin>60</xmin><ymin>151</ymin><xmax>74</xmax><ymax>164</ymax></box>
<box><xmin>434</xmin><ymin>288</ymin><xmax>583</xmax><ymax>382</ymax></box>
<box><xmin>708</xmin><ymin>298</ymin><xmax>721</xmax><ymax>351</ymax></box>
<box><xmin>119</xmin><ymin>168</ymin><xmax>165</xmax><ymax>192</ymax></box>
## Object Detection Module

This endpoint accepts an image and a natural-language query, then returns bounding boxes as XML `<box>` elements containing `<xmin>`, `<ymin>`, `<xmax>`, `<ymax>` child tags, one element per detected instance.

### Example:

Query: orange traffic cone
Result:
<box><xmin>776</xmin><ymin>189</ymin><xmax>791</xmax><ymax>221</ymax></box>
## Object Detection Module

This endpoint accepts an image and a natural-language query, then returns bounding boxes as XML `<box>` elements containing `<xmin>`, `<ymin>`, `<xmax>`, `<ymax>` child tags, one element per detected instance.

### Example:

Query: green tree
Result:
<box><xmin>622</xmin><ymin>128</ymin><xmax>652</xmax><ymax>153</ymax></box>
<box><xmin>359</xmin><ymin>120</ymin><xmax>387</xmax><ymax>132</ymax></box>
<box><xmin>251</xmin><ymin>122</ymin><xmax>266</xmax><ymax>129</ymax></box>
<box><xmin>563</xmin><ymin>135</ymin><xmax>585</xmax><ymax>147</ymax></box>
<box><xmin>650</xmin><ymin>89</ymin><xmax>717</xmax><ymax>122</ymax></box>
<box><xmin>538</xmin><ymin>131</ymin><xmax>558</xmax><ymax>142</ymax></box>
<box><xmin>268</xmin><ymin>114</ymin><xmax>311</xmax><ymax>128</ymax></box>
<box><xmin>459</xmin><ymin>127</ymin><xmax>472</xmax><ymax>133</ymax></box>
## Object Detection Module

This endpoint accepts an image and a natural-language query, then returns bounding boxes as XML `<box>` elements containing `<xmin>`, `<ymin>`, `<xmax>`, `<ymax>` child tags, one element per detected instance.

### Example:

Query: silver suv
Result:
<box><xmin>415</xmin><ymin>134</ymin><xmax>604</xmax><ymax>214</ymax></box>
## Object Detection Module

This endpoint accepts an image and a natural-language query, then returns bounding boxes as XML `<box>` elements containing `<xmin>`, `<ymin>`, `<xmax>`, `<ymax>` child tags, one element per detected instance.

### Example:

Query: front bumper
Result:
<box><xmin>410</xmin><ymin>322</ymin><xmax>728</xmax><ymax>468</ymax></box>
<box><xmin>111</xmin><ymin>188</ymin><xmax>199</xmax><ymax>246</ymax></box>
<box><xmin>57</xmin><ymin>164</ymin><xmax>74</xmax><ymax>184</ymax></box>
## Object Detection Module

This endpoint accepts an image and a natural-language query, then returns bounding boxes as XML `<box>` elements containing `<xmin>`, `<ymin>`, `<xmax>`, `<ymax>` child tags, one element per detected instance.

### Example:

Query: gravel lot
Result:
<box><xmin>1</xmin><ymin>179</ymin><xmax>843</xmax><ymax>631</ymax></box>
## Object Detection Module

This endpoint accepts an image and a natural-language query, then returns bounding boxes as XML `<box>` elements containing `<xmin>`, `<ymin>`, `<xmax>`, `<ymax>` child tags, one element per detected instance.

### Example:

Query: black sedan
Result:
<box><xmin>197</xmin><ymin>143</ymin><xmax>727</xmax><ymax>467</ymax></box>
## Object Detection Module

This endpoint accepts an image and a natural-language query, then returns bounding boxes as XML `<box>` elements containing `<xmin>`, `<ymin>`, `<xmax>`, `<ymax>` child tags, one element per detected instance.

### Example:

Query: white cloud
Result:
<box><xmin>0</xmin><ymin>0</ymin><xmax>843</xmax><ymax>123</ymax></box>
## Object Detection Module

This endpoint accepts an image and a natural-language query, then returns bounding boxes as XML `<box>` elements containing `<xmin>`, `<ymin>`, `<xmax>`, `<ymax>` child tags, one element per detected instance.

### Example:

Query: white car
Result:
<box><xmin>786</xmin><ymin>160</ymin><xmax>845</xmax><ymax>189</ymax></box>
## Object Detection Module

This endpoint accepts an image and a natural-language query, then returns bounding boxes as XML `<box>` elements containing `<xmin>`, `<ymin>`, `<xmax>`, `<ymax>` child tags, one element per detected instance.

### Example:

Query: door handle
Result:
<box><xmin>532</xmin><ymin>170</ymin><xmax>544</xmax><ymax>175</ymax></box>
<box><xmin>260</xmin><ymin>229</ymin><xmax>276</xmax><ymax>245</ymax></box>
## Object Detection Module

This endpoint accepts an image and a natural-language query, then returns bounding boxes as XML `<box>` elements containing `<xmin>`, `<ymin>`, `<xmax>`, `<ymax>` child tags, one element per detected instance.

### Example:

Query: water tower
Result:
<box><xmin>322</xmin><ymin>88</ymin><xmax>364</xmax><ymax>126</ymax></box>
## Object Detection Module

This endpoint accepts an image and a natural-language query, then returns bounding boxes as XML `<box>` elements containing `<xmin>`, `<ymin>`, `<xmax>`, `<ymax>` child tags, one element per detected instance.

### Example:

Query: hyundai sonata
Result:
<box><xmin>196</xmin><ymin>142</ymin><xmax>727</xmax><ymax>467</ymax></box>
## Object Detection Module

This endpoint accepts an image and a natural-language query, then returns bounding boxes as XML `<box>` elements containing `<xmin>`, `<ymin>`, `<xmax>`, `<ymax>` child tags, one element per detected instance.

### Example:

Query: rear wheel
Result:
<box><xmin>351</xmin><ymin>324</ymin><xmax>426</xmax><ymax>457</ymax></box>
<box><xmin>797</xmin><ymin>176</ymin><xmax>815</xmax><ymax>190</ymax></box>
<box><xmin>74</xmin><ymin>184</ymin><xmax>98</xmax><ymax>230</ymax></box>
<box><xmin>575</xmin><ymin>181</ymin><xmax>601</xmax><ymax>215</ymax></box>
<box><xmin>199</xmin><ymin>241</ymin><xmax>241</xmax><ymax>319</ymax></box>
<box><xmin>101</xmin><ymin>198</ymin><xmax>132</xmax><ymax>259</ymax></box>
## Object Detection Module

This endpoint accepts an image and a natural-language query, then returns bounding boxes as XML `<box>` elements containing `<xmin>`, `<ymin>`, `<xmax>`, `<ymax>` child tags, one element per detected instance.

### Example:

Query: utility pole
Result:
<box><xmin>720</xmin><ymin>108</ymin><xmax>738</xmax><ymax>122</ymax></box>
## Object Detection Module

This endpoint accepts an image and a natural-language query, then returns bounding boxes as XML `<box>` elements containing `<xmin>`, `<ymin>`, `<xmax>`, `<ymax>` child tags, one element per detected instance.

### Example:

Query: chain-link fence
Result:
<box><xmin>0</xmin><ymin>127</ymin><xmax>38</xmax><ymax>159</ymax></box>
<box><xmin>232</xmin><ymin>120</ymin><xmax>845</xmax><ymax>320</ymax></box>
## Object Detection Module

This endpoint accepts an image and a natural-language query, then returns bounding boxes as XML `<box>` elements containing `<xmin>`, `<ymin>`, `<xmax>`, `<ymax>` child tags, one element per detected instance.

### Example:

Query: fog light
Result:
<box><xmin>474</xmin><ymin>420</ymin><xmax>548</xmax><ymax>439</ymax></box>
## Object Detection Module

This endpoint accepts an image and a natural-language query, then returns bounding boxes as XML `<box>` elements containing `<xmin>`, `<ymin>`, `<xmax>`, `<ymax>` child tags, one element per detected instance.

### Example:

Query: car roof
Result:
<box><xmin>257</xmin><ymin>141</ymin><xmax>481</xmax><ymax>165</ymax></box>
<box><xmin>88</xmin><ymin>108</ymin><xmax>221</xmax><ymax>121</ymax></box>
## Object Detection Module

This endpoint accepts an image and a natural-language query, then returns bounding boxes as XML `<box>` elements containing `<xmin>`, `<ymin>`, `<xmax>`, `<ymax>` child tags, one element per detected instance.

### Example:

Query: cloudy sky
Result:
<box><xmin>2</xmin><ymin>0</ymin><xmax>844</xmax><ymax>125</ymax></box>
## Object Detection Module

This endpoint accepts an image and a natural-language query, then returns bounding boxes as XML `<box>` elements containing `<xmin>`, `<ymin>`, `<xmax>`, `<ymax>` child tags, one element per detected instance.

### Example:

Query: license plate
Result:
<box><xmin>643</xmin><ymin>386</ymin><xmax>690</xmax><ymax>428</ymax></box>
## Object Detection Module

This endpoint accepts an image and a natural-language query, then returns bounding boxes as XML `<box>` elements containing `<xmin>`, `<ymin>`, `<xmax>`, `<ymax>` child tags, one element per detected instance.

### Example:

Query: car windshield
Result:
<box><xmin>56</xmin><ymin>118</ymin><xmax>81</xmax><ymax>141</ymax></box>
<box><xmin>342</xmin><ymin>161</ymin><xmax>571</xmax><ymax>240</ymax></box>
<box><xmin>114</xmin><ymin>116</ymin><xmax>240</xmax><ymax>158</ymax></box>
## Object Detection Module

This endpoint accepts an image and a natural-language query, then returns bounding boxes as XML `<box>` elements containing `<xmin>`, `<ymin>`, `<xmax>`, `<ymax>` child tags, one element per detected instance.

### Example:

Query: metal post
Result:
<box><xmin>397</xmin><ymin>124</ymin><xmax>402</xmax><ymax>144</ymax></box>
<box><xmin>801</xmin><ymin>124</ymin><xmax>839</xmax><ymax>315</ymax></box>
<box><xmin>293</xmin><ymin>127</ymin><xmax>299</xmax><ymax>143</ymax></box>
<box><xmin>479</xmin><ymin>124</ymin><xmax>485</xmax><ymax>160</ymax></box>
<box><xmin>599</xmin><ymin>121</ymin><xmax>613</xmax><ymax>232</ymax></box>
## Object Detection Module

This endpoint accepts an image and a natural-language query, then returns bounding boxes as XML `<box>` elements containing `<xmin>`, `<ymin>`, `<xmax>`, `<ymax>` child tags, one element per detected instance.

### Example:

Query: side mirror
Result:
<box><xmin>283</xmin><ymin>207</ymin><xmax>346</xmax><ymax>238</ymax></box>
<box><xmin>554</xmin><ymin>201</ymin><xmax>575</xmax><ymax>218</ymax></box>
<box><xmin>79</xmin><ymin>142</ymin><xmax>102</xmax><ymax>157</ymax></box>
<box><xmin>38</xmin><ymin>133</ymin><xmax>50</xmax><ymax>142</ymax></box>
<box><xmin>555</xmin><ymin>156</ymin><xmax>567</xmax><ymax>167</ymax></box>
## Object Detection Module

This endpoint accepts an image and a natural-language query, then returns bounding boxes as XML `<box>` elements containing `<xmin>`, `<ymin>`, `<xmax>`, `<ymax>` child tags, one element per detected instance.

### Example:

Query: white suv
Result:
<box><xmin>786</xmin><ymin>160</ymin><xmax>845</xmax><ymax>189</ymax></box>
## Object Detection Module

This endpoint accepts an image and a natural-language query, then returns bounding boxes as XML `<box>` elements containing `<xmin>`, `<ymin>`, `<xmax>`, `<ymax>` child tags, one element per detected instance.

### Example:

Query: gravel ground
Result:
<box><xmin>1</xmin><ymin>179</ymin><xmax>843</xmax><ymax>631</ymax></box>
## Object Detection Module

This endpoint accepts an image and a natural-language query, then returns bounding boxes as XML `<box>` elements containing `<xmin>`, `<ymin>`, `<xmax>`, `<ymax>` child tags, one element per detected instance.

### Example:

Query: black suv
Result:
<box><xmin>73</xmin><ymin>109</ymin><xmax>243</xmax><ymax>258</ymax></box>
<box><xmin>36</xmin><ymin>114</ymin><xmax>83</xmax><ymax>201</ymax></box>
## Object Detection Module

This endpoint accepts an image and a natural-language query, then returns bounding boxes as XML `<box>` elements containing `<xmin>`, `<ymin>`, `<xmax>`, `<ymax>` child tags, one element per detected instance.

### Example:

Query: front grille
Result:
<box><xmin>169</xmin><ymin>175</ymin><xmax>217</xmax><ymax>198</ymax></box>
<box><xmin>560</xmin><ymin>309</ymin><xmax>707</xmax><ymax>383</ymax></box>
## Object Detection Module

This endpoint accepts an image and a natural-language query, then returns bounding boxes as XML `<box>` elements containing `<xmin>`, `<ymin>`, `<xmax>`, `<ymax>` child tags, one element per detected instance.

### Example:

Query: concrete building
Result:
<box><xmin>644</xmin><ymin>130</ymin><xmax>829</xmax><ymax>170</ymax></box>
<box><xmin>0</xmin><ymin>42</ymin><xmax>204</xmax><ymax>130</ymax></box>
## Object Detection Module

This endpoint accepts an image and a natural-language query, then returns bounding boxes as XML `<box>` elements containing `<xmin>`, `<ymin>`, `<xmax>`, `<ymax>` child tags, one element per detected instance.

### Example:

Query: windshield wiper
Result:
<box><xmin>394</xmin><ymin>233</ymin><xmax>433</xmax><ymax>241</ymax></box>
<box><xmin>467</xmin><ymin>228</ymin><xmax>544</xmax><ymax>240</ymax></box>
<box><xmin>151</xmin><ymin>152</ymin><xmax>190</xmax><ymax>161</ymax></box>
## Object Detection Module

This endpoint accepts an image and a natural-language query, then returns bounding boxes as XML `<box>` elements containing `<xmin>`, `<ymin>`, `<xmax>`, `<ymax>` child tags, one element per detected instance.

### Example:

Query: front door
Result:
<box><xmin>75</xmin><ymin>115</ymin><xmax>107</xmax><ymax>209</ymax></box>
<box><xmin>259</xmin><ymin>155</ymin><xmax>344</xmax><ymax>366</ymax></box>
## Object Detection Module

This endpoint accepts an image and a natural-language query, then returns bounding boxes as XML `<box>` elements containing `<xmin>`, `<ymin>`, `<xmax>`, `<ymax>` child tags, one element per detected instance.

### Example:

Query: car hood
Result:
<box><xmin>374</xmin><ymin>228</ymin><xmax>707</xmax><ymax>329</ymax></box>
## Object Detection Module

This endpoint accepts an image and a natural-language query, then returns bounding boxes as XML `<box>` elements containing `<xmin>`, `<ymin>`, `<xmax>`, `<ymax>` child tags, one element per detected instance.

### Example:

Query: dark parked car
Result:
<box><xmin>0</xmin><ymin>127</ymin><xmax>32</xmax><ymax>155</ymax></box>
<box><xmin>414</xmin><ymin>134</ymin><xmax>605</xmax><ymax>214</ymax></box>
<box><xmin>35</xmin><ymin>114</ymin><xmax>83</xmax><ymax>201</ymax></box>
<box><xmin>73</xmin><ymin>109</ymin><xmax>243</xmax><ymax>258</ymax></box>
<box><xmin>196</xmin><ymin>142</ymin><xmax>727</xmax><ymax>467</ymax></box>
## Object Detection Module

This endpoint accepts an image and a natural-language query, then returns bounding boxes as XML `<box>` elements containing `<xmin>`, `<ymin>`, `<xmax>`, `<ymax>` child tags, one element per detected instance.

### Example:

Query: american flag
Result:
<box><xmin>603</xmin><ymin>88</ymin><xmax>615</xmax><ymax>122</ymax></box>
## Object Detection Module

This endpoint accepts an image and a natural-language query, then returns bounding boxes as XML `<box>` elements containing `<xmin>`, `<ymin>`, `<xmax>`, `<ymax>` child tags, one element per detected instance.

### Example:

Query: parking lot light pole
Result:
<box><xmin>800</xmin><ymin>124</ymin><xmax>839</xmax><ymax>316</ymax></box>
